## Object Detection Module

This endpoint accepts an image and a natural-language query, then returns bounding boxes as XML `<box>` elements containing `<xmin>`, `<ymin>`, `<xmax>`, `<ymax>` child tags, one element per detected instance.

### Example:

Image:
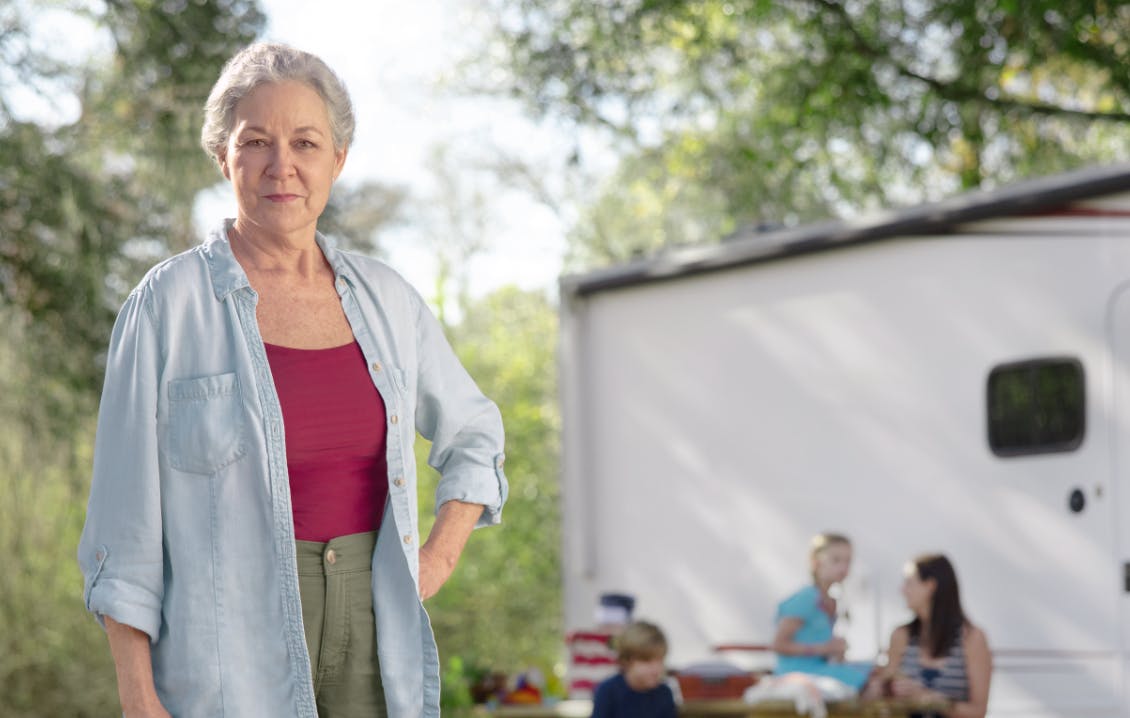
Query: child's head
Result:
<box><xmin>809</xmin><ymin>532</ymin><xmax>852</xmax><ymax>587</ymax></box>
<box><xmin>615</xmin><ymin>621</ymin><xmax>668</xmax><ymax>691</ymax></box>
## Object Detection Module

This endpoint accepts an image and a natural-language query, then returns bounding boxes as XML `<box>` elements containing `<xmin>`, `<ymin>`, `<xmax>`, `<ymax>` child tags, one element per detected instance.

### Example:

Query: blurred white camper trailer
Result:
<box><xmin>558</xmin><ymin>164</ymin><xmax>1130</xmax><ymax>717</ymax></box>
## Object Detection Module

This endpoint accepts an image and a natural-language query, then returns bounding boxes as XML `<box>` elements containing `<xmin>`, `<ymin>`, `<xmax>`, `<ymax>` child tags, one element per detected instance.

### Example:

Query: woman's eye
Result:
<box><xmin>241</xmin><ymin>138</ymin><xmax>267</xmax><ymax>148</ymax></box>
<box><xmin>296</xmin><ymin>139</ymin><xmax>316</xmax><ymax>149</ymax></box>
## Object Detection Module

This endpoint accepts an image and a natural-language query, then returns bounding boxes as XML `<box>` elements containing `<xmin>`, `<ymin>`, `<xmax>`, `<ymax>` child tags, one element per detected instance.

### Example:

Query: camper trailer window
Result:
<box><xmin>987</xmin><ymin>358</ymin><xmax>1085</xmax><ymax>456</ymax></box>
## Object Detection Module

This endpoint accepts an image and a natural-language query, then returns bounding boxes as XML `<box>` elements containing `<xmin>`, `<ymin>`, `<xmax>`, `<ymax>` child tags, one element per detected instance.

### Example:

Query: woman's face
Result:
<box><xmin>221</xmin><ymin>80</ymin><xmax>346</xmax><ymax>241</ymax></box>
<box><xmin>901</xmin><ymin>563</ymin><xmax>935</xmax><ymax>616</ymax></box>
<box><xmin>813</xmin><ymin>542</ymin><xmax>852</xmax><ymax>587</ymax></box>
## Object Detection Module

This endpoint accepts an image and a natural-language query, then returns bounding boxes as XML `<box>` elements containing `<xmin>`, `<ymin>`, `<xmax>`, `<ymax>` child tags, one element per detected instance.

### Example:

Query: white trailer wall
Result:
<box><xmin>560</xmin><ymin>227</ymin><xmax>1130</xmax><ymax>716</ymax></box>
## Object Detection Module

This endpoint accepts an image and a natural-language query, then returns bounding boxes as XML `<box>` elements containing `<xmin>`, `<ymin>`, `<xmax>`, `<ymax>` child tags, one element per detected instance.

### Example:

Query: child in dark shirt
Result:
<box><xmin>591</xmin><ymin>621</ymin><xmax>677</xmax><ymax>718</ymax></box>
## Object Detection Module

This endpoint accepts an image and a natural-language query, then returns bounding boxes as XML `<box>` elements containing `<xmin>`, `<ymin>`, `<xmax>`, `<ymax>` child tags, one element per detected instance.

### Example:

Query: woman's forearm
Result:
<box><xmin>947</xmin><ymin>702</ymin><xmax>987</xmax><ymax>718</ymax></box>
<box><xmin>775</xmin><ymin>638</ymin><xmax>843</xmax><ymax>658</ymax></box>
<box><xmin>104</xmin><ymin>616</ymin><xmax>169</xmax><ymax>716</ymax></box>
<box><xmin>779</xmin><ymin>640</ymin><xmax>824</xmax><ymax>656</ymax></box>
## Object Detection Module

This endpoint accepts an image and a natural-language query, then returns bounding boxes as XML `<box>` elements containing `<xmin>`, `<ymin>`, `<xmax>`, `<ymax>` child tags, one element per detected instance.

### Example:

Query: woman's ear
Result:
<box><xmin>333</xmin><ymin>145</ymin><xmax>349</xmax><ymax>181</ymax></box>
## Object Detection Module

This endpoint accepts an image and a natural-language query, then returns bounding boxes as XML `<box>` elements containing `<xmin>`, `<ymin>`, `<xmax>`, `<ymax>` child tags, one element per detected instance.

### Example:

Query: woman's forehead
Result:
<box><xmin>232</xmin><ymin>81</ymin><xmax>330</xmax><ymax>129</ymax></box>
<box><xmin>821</xmin><ymin>542</ymin><xmax>851</xmax><ymax>557</ymax></box>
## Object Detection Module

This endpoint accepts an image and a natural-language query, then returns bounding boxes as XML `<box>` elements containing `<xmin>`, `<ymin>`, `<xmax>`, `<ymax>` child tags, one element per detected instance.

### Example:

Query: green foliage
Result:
<box><xmin>569</xmin><ymin>141</ymin><xmax>736</xmax><ymax>265</ymax></box>
<box><xmin>484</xmin><ymin>0</ymin><xmax>1130</xmax><ymax>265</ymax></box>
<box><xmin>317</xmin><ymin>180</ymin><xmax>409</xmax><ymax>255</ymax></box>
<box><xmin>0</xmin><ymin>307</ymin><xmax>119</xmax><ymax>717</ymax></box>
<box><xmin>2</xmin><ymin>3</ymin><xmax>566</xmax><ymax>714</ymax></box>
<box><xmin>0</xmin><ymin>120</ymin><xmax>126</xmax><ymax>401</ymax></box>
<box><xmin>417</xmin><ymin>287</ymin><xmax>563</xmax><ymax>703</ymax></box>
<box><xmin>89</xmin><ymin>0</ymin><xmax>266</xmax><ymax>224</ymax></box>
<box><xmin>3</xmin><ymin>0</ymin><xmax>265</xmax><ymax>402</ymax></box>
<box><xmin>1</xmin><ymin>2</ymin><xmax>264</xmax><ymax>714</ymax></box>
<box><xmin>440</xmin><ymin>655</ymin><xmax>478</xmax><ymax>711</ymax></box>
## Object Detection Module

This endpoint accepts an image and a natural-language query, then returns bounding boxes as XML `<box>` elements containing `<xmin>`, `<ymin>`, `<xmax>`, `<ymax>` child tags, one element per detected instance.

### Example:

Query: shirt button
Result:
<box><xmin>390</xmin><ymin>414</ymin><xmax>399</xmax><ymax>425</ymax></box>
<box><xmin>403</xmin><ymin>535</ymin><xmax>413</xmax><ymax>544</ymax></box>
<box><xmin>95</xmin><ymin>550</ymin><xmax>105</xmax><ymax>562</ymax></box>
<box><xmin>393</xmin><ymin>477</ymin><xmax>405</xmax><ymax>488</ymax></box>
<box><xmin>336</xmin><ymin>277</ymin><xmax>346</xmax><ymax>289</ymax></box>
<box><xmin>325</xmin><ymin>549</ymin><xmax>337</xmax><ymax>565</ymax></box>
<box><xmin>371</xmin><ymin>362</ymin><xmax>382</xmax><ymax>372</ymax></box>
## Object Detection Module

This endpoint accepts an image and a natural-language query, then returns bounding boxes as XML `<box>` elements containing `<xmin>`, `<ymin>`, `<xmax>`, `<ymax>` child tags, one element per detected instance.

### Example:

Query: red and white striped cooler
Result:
<box><xmin>564</xmin><ymin>630</ymin><xmax>619</xmax><ymax>698</ymax></box>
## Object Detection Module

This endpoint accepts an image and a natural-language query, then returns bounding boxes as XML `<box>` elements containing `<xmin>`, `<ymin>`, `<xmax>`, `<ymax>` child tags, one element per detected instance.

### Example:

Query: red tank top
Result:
<box><xmin>265</xmin><ymin>341</ymin><xmax>389</xmax><ymax>542</ymax></box>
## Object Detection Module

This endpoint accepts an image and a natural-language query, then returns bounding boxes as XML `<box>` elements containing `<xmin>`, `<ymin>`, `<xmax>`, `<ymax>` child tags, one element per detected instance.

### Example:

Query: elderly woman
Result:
<box><xmin>77</xmin><ymin>43</ymin><xmax>507</xmax><ymax>718</ymax></box>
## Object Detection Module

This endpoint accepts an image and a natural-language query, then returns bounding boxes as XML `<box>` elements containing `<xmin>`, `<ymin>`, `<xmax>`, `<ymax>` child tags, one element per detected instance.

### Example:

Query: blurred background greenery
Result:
<box><xmin>5</xmin><ymin>0</ymin><xmax>1130</xmax><ymax>714</ymax></box>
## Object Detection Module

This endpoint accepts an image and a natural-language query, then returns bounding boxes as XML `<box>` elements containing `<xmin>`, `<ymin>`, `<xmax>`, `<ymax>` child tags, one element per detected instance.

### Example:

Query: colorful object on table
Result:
<box><xmin>674</xmin><ymin>660</ymin><xmax>759</xmax><ymax>701</ymax></box>
<box><xmin>504</xmin><ymin>671</ymin><xmax>544</xmax><ymax>705</ymax></box>
<box><xmin>470</xmin><ymin>671</ymin><xmax>509</xmax><ymax>705</ymax></box>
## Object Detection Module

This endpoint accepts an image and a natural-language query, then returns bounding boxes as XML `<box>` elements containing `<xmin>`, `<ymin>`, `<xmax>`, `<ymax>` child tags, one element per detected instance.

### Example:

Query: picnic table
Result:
<box><xmin>480</xmin><ymin>698</ymin><xmax>950</xmax><ymax>718</ymax></box>
<box><xmin>680</xmin><ymin>698</ymin><xmax>949</xmax><ymax>717</ymax></box>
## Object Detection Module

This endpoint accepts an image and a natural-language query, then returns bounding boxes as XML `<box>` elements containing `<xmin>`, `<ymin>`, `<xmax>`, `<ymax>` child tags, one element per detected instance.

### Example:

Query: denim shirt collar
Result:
<box><xmin>202</xmin><ymin>219</ymin><xmax>354</xmax><ymax>301</ymax></box>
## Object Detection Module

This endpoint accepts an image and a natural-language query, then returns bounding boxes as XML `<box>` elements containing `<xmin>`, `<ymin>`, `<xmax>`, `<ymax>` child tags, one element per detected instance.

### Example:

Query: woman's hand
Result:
<box><xmin>123</xmin><ymin>703</ymin><xmax>173</xmax><ymax>718</ymax></box>
<box><xmin>418</xmin><ymin>543</ymin><xmax>456</xmax><ymax>601</ymax></box>
<box><xmin>861</xmin><ymin>672</ymin><xmax>891</xmax><ymax>700</ymax></box>
<box><xmin>888</xmin><ymin>674</ymin><xmax>920</xmax><ymax>697</ymax></box>
<box><xmin>418</xmin><ymin>500</ymin><xmax>483</xmax><ymax>600</ymax></box>
<box><xmin>824</xmin><ymin>636</ymin><xmax>848</xmax><ymax>662</ymax></box>
<box><xmin>889</xmin><ymin>674</ymin><xmax>933</xmax><ymax>699</ymax></box>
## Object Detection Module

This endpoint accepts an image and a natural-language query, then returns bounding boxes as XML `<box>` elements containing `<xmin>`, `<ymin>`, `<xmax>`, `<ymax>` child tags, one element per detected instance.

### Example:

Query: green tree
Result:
<box><xmin>318</xmin><ymin>180</ymin><xmax>409</xmax><ymax>254</ymax></box>
<box><xmin>482</xmin><ymin>0</ymin><xmax>1130</xmax><ymax>264</ymax></box>
<box><xmin>0</xmin><ymin>2</ymin><xmax>264</xmax><ymax>713</ymax></box>
<box><xmin>3</xmin><ymin>0</ymin><xmax>266</xmax><ymax>401</ymax></box>
<box><xmin>416</xmin><ymin>286</ymin><xmax>563</xmax><ymax>704</ymax></box>
<box><xmin>3</xmin><ymin>4</ymin><xmax>566</xmax><ymax>714</ymax></box>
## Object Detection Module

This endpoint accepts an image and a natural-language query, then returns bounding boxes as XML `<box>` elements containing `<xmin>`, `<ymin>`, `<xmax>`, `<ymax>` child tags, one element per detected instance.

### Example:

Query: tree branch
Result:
<box><xmin>807</xmin><ymin>0</ymin><xmax>1130</xmax><ymax>123</ymax></box>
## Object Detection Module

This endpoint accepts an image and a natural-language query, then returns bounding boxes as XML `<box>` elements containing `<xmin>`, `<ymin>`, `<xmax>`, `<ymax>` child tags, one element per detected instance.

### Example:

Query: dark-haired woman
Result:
<box><xmin>868</xmin><ymin>554</ymin><xmax>991</xmax><ymax>718</ymax></box>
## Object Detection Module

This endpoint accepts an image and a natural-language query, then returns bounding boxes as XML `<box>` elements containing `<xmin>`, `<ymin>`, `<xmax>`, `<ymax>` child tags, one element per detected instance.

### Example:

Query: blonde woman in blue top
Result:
<box><xmin>771</xmin><ymin>533</ymin><xmax>872</xmax><ymax>690</ymax></box>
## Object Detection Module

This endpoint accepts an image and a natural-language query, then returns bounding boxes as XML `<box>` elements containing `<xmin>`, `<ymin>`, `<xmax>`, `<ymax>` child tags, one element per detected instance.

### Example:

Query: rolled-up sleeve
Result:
<box><xmin>412</xmin><ymin>292</ymin><xmax>508</xmax><ymax>527</ymax></box>
<box><xmin>77</xmin><ymin>288</ymin><xmax>164</xmax><ymax>641</ymax></box>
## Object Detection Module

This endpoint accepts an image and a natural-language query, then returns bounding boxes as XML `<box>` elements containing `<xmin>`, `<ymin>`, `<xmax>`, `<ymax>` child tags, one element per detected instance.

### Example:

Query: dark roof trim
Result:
<box><xmin>561</xmin><ymin>163</ymin><xmax>1130</xmax><ymax>298</ymax></box>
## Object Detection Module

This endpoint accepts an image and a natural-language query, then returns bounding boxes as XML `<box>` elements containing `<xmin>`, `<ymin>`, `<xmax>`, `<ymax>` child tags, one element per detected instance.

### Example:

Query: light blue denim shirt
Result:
<box><xmin>78</xmin><ymin>220</ymin><xmax>508</xmax><ymax>717</ymax></box>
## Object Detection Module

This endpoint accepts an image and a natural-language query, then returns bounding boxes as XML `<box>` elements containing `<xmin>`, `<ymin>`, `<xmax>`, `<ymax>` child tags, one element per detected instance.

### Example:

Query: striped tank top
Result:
<box><xmin>899</xmin><ymin>629</ymin><xmax>969</xmax><ymax>701</ymax></box>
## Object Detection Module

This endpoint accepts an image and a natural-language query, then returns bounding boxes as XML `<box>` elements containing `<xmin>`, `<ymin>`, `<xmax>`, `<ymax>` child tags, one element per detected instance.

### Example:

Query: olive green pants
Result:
<box><xmin>296</xmin><ymin>531</ymin><xmax>387</xmax><ymax>718</ymax></box>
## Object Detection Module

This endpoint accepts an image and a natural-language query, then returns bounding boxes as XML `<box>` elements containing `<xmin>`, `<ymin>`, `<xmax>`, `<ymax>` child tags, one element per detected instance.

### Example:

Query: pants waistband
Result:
<box><xmin>296</xmin><ymin>530</ymin><xmax>377</xmax><ymax>575</ymax></box>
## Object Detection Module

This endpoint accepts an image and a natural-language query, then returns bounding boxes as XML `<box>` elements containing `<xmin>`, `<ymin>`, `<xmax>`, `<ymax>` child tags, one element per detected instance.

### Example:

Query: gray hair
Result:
<box><xmin>200</xmin><ymin>42</ymin><xmax>355</xmax><ymax>163</ymax></box>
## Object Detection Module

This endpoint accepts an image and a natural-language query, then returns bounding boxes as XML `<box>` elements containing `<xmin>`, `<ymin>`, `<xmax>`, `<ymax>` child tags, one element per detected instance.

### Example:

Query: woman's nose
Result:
<box><xmin>266</xmin><ymin>144</ymin><xmax>296</xmax><ymax>177</ymax></box>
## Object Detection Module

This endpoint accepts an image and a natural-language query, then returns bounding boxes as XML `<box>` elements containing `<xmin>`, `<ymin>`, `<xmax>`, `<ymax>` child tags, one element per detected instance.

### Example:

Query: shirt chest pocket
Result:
<box><xmin>165</xmin><ymin>372</ymin><xmax>247</xmax><ymax>475</ymax></box>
